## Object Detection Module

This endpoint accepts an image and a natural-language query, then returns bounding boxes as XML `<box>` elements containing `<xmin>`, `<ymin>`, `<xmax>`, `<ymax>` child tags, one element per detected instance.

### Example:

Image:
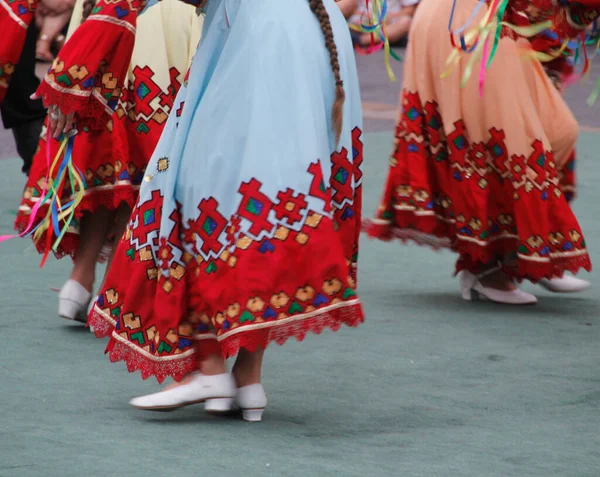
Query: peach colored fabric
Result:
<box><xmin>403</xmin><ymin>0</ymin><xmax>578</xmax><ymax>168</ymax></box>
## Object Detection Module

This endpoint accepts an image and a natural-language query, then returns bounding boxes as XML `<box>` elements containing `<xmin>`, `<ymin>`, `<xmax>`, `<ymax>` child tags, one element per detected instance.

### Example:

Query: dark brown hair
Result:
<box><xmin>308</xmin><ymin>0</ymin><xmax>346</xmax><ymax>145</ymax></box>
<box><xmin>81</xmin><ymin>0</ymin><xmax>96</xmax><ymax>23</ymax></box>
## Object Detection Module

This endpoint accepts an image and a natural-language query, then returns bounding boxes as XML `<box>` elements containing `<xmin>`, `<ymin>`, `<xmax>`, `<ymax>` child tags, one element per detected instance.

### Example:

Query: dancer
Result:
<box><xmin>15</xmin><ymin>0</ymin><xmax>202</xmax><ymax>321</ymax></box>
<box><xmin>531</xmin><ymin>31</ymin><xmax>579</xmax><ymax>207</ymax></box>
<box><xmin>1</xmin><ymin>23</ymin><xmax>47</xmax><ymax>176</ymax></box>
<box><xmin>37</xmin><ymin>0</ymin><xmax>364</xmax><ymax>421</ymax></box>
<box><xmin>365</xmin><ymin>0</ymin><xmax>599</xmax><ymax>305</ymax></box>
<box><xmin>0</xmin><ymin>0</ymin><xmax>46</xmax><ymax>175</ymax></box>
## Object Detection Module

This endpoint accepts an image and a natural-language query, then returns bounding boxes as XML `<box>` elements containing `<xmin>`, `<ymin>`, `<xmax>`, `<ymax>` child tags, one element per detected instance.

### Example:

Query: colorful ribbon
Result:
<box><xmin>445</xmin><ymin>0</ymin><xmax>551</xmax><ymax>93</ymax></box>
<box><xmin>34</xmin><ymin>133</ymin><xmax>85</xmax><ymax>267</ymax></box>
<box><xmin>349</xmin><ymin>0</ymin><xmax>400</xmax><ymax>81</ymax></box>
<box><xmin>0</xmin><ymin>129</ymin><xmax>86</xmax><ymax>267</ymax></box>
<box><xmin>446</xmin><ymin>0</ymin><xmax>600</xmax><ymax>103</ymax></box>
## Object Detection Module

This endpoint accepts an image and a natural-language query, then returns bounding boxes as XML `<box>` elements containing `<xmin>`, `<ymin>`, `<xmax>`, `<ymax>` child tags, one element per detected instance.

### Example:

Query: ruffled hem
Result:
<box><xmin>106</xmin><ymin>337</ymin><xmax>196</xmax><ymax>384</ymax></box>
<box><xmin>35</xmin><ymin>83</ymin><xmax>114</xmax><ymax>130</ymax></box>
<box><xmin>88</xmin><ymin>301</ymin><xmax>364</xmax><ymax>384</ymax></box>
<box><xmin>363</xmin><ymin>218</ymin><xmax>451</xmax><ymax>250</ymax></box>
<box><xmin>218</xmin><ymin>301</ymin><xmax>364</xmax><ymax>359</ymax></box>
<box><xmin>363</xmin><ymin>218</ymin><xmax>592</xmax><ymax>282</ymax></box>
<box><xmin>14</xmin><ymin>186</ymin><xmax>136</xmax><ymax>261</ymax></box>
<box><xmin>88</xmin><ymin>307</ymin><xmax>195</xmax><ymax>383</ymax></box>
<box><xmin>68</xmin><ymin>185</ymin><xmax>138</xmax><ymax>217</ymax></box>
<box><xmin>35</xmin><ymin>18</ymin><xmax>136</xmax><ymax>130</ymax></box>
<box><xmin>88</xmin><ymin>305</ymin><xmax>114</xmax><ymax>339</ymax></box>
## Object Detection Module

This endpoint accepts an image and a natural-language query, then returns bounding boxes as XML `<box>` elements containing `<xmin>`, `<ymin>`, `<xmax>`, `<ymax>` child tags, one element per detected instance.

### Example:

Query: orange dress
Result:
<box><xmin>365</xmin><ymin>0</ymin><xmax>599</xmax><ymax>280</ymax></box>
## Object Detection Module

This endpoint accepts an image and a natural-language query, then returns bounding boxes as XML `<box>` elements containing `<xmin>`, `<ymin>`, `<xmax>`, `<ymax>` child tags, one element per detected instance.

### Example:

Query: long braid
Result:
<box><xmin>308</xmin><ymin>0</ymin><xmax>346</xmax><ymax>145</ymax></box>
<box><xmin>81</xmin><ymin>0</ymin><xmax>97</xmax><ymax>23</ymax></box>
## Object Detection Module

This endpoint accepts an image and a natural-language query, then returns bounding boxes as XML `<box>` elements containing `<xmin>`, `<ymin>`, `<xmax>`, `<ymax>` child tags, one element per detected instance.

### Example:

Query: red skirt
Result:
<box><xmin>87</xmin><ymin>127</ymin><xmax>365</xmax><ymax>384</ymax></box>
<box><xmin>14</xmin><ymin>0</ymin><xmax>200</xmax><ymax>260</ymax></box>
<box><xmin>14</xmin><ymin>118</ymin><xmax>145</xmax><ymax>259</ymax></box>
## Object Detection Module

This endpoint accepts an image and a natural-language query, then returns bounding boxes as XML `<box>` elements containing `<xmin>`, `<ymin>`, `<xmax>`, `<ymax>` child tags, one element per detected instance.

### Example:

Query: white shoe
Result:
<box><xmin>235</xmin><ymin>384</ymin><xmax>267</xmax><ymax>422</ymax></box>
<box><xmin>538</xmin><ymin>275</ymin><xmax>591</xmax><ymax>293</ymax></box>
<box><xmin>129</xmin><ymin>373</ymin><xmax>236</xmax><ymax>411</ymax></box>
<box><xmin>205</xmin><ymin>383</ymin><xmax>267</xmax><ymax>422</ymax></box>
<box><xmin>460</xmin><ymin>270</ymin><xmax>537</xmax><ymax>305</ymax></box>
<box><xmin>58</xmin><ymin>280</ymin><xmax>92</xmax><ymax>322</ymax></box>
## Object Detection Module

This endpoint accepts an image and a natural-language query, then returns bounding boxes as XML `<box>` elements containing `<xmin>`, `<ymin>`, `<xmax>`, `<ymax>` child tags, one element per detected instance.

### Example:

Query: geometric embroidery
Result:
<box><xmin>85</xmin><ymin>125</ymin><xmax>365</xmax><ymax>382</ymax></box>
<box><xmin>372</xmin><ymin>89</ymin><xmax>589</xmax><ymax>277</ymax></box>
<box><xmin>238</xmin><ymin>179</ymin><xmax>275</xmax><ymax>238</ymax></box>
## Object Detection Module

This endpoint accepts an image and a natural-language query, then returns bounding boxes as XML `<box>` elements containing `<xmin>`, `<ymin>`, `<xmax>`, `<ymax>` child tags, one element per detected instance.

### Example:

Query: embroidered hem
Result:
<box><xmin>88</xmin><ymin>301</ymin><xmax>364</xmax><ymax>383</ymax></box>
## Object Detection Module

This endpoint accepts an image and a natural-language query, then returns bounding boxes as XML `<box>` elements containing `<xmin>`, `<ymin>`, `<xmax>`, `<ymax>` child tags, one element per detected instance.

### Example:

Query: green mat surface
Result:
<box><xmin>0</xmin><ymin>131</ymin><xmax>598</xmax><ymax>477</ymax></box>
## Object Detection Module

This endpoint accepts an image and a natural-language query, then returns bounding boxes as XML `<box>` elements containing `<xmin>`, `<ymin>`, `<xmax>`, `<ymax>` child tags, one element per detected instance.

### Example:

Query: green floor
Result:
<box><xmin>0</xmin><ymin>131</ymin><xmax>599</xmax><ymax>477</ymax></box>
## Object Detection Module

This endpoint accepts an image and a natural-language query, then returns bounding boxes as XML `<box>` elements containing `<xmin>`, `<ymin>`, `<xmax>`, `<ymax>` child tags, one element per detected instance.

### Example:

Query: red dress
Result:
<box><xmin>14</xmin><ymin>0</ymin><xmax>200</xmax><ymax>260</ymax></box>
<box><xmin>36</xmin><ymin>0</ymin><xmax>364</xmax><ymax>383</ymax></box>
<box><xmin>0</xmin><ymin>0</ymin><xmax>37</xmax><ymax>103</ymax></box>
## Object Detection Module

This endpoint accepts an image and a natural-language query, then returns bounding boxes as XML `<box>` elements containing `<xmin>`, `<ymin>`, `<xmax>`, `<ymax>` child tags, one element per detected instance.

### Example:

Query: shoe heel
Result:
<box><xmin>460</xmin><ymin>271</ymin><xmax>480</xmax><ymax>302</ymax></box>
<box><xmin>242</xmin><ymin>408</ymin><xmax>265</xmax><ymax>422</ymax></box>
<box><xmin>204</xmin><ymin>398</ymin><xmax>233</xmax><ymax>413</ymax></box>
<box><xmin>58</xmin><ymin>280</ymin><xmax>91</xmax><ymax>321</ymax></box>
<box><xmin>58</xmin><ymin>298</ymin><xmax>83</xmax><ymax>320</ymax></box>
<box><xmin>460</xmin><ymin>287</ymin><xmax>471</xmax><ymax>301</ymax></box>
<box><xmin>461</xmin><ymin>288</ymin><xmax>480</xmax><ymax>301</ymax></box>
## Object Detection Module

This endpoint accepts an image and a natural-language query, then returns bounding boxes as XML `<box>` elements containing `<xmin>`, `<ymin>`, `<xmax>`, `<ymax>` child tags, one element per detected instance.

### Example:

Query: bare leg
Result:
<box><xmin>199</xmin><ymin>353</ymin><xmax>228</xmax><ymax>376</ymax></box>
<box><xmin>232</xmin><ymin>348</ymin><xmax>265</xmax><ymax>387</ymax></box>
<box><xmin>478</xmin><ymin>267</ymin><xmax>516</xmax><ymax>292</ymax></box>
<box><xmin>70</xmin><ymin>207</ymin><xmax>115</xmax><ymax>292</ymax></box>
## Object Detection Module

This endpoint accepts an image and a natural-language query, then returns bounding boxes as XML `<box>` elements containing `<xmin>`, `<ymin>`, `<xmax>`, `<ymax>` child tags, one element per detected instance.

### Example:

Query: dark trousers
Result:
<box><xmin>1</xmin><ymin>23</ymin><xmax>46</xmax><ymax>174</ymax></box>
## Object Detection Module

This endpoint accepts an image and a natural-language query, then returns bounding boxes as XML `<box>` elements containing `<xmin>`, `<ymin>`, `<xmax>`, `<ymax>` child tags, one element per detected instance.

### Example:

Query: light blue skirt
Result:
<box><xmin>92</xmin><ymin>0</ymin><xmax>365</xmax><ymax>382</ymax></box>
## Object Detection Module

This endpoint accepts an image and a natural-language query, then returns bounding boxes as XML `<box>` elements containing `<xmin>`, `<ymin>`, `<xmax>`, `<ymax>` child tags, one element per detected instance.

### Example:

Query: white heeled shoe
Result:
<box><xmin>235</xmin><ymin>383</ymin><xmax>267</xmax><ymax>422</ymax></box>
<box><xmin>129</xmin><ymin>373</ymin><xmax>236</xmax><ymax>411</ymax></box>
<box><xmin>205</xmin><ymin>383</ymin><xmax>267</xmax><ymax>422</ymax></box>
<box><xmin>58</xmin><ymin>280</ymin><xmax>92</xmax><ymax>322</ymax></box>
<box><xmin>460</xmin><ymin>270</ymin><xmax>537</xmax><ymax>305</ymax></box>
<box><xmin>538</xmin><ymin>275</ymin><xmax>591</xmax><ymax>293</ymax></box>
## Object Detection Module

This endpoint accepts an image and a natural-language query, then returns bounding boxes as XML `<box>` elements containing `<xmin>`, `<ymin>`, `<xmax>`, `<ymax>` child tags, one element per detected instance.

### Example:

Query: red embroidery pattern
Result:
<box><xmin>365</xmin><ymin>91</ymin><xmax>591</xmax><ymax>281</ymax></box>
<box><xmin>87</xmin><ymin>129</ymin><xmax>365</xmax><ymax>383</ymax></box>
<box><xmin>15</xmin><ymin>62</ymin><xmax>186</xmax><ymax>260</ymax></box>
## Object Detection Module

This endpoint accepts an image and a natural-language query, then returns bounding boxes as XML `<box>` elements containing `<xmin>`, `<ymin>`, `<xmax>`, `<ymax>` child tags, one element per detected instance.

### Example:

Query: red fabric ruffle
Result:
<box><xmin>364</xmin><ymin>218</ymin><xmax>591</xmax><ymax>282</ymax></box>
<box><xmin>14</xmin><ymin>118</ymin><xmax>143</xmax><ymax>261</ymax></box>
<box><xmin>35</xmin><ymin>17</ymin><xmax>137</xmax><ymax>129</ymax></box>
<box><xmin>365</xmin><ymin>90</ymin><xmax>591</xmax><ymax>282</ymax></box>
<box><xmin>86</xmin><ymin>130</ymin><xmax>365</xmax><ymax>383</ymax></box>
<box><xmin>89</xmin><ymin>301</ymin><xmax>364</xmax><ymax>384</ymax></box>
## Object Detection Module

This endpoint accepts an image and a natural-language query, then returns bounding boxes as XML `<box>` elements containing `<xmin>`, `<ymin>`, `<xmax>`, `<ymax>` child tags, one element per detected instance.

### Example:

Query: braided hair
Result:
<box><xmin>81</xmin><ymin>0</ymin><xmax>97</xmax><ymax>23</ymax></box>
<box><xmin>309</xmin><ymin>0</ymin><xmax>346</xmax><ymax>145</ymax></box>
